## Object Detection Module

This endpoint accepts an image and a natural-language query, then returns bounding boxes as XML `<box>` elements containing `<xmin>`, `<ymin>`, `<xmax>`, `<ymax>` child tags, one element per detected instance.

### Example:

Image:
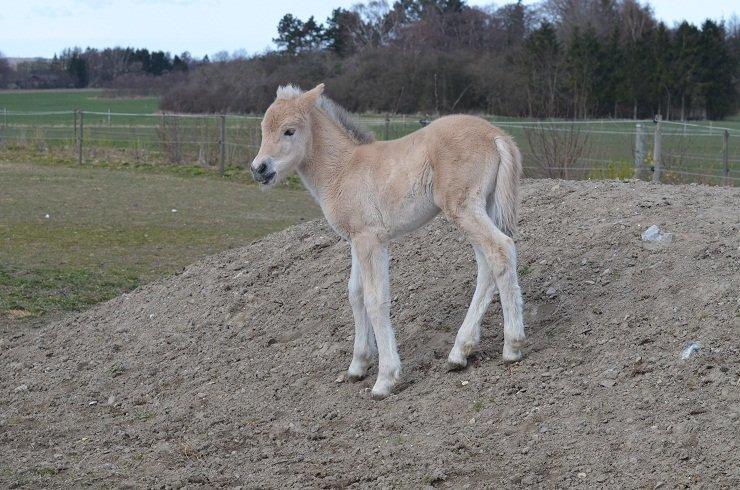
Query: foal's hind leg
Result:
<box><xmin>447</xmin><ymin>246</ymin><xmax>498</xmax><ymax>370</ymax></box>
<box><xmin>452</xmin><ymin>208</ymin><xmax>525</xmax><ymax>362</ymax></box>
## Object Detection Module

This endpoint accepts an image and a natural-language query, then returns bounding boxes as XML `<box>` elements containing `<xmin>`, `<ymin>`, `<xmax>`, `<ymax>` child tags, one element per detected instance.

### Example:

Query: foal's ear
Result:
<box><xmin>301</xmin><ymin>83</ymin><xmax>325</xmax><ymax>108</ymax></box>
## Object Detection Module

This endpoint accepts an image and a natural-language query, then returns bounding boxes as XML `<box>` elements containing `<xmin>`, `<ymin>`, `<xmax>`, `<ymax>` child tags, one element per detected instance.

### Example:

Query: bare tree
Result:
<box><xmin>524</xmin><ymin>124</ymin><xmax>591</xmax><ymax>179</ymax></box>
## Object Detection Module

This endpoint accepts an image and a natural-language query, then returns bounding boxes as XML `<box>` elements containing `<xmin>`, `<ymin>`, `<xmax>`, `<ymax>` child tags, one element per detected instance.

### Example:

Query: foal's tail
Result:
<box><xmin>489</xmin><ymin>135</ymin><xmax>522</xmax><ymax>238</ymax></box>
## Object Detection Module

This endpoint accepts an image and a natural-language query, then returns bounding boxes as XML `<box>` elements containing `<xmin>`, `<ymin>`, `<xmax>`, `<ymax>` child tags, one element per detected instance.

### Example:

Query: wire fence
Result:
<box><xmin>0</xmin><ymin>109</ymin><xmax>736</xmax><ymax>186</ymax></box>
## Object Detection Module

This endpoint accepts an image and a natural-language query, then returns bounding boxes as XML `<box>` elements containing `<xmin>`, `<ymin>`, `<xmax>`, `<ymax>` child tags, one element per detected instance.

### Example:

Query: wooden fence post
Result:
<box><xmin>723</xmin><ymin>129</ymin><xmax>730</xmax><ymax>186</ymax></box>
<box><xmin>2</xmin><ymin>107</ymin><xmax>6</xmax><ymax>130</ymax></box>
<box><xmin>652</xmin><ymin>114</ymin><xmax>662</xmax><ymax>183</ymax></box>
<box><xmin>219</xmin><ymin>115</ymin><xmax>226</xmax><ymax>176</ymax></box>
<box><xmin>77</xmin><ymin>110</ymin><xmax>84</xmax><ymax>165</ymax></box>
<box><xmin>74</xmin><ymin>109</ymin><xmax>78</xmax><ymax>143</ymax></box>
<box><xmin>634</xmin><ymin>123</ymin><xmax>646</xmax><ymax>179</ymax></box>
<box><xmin>384</xmin><ymin>115</ymin><xmax>390</xmax><ymax>140</ymax></box>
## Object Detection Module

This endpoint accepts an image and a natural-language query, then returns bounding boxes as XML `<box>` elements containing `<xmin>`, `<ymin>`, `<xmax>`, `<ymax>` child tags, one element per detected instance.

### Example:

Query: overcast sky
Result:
<box><xmin>1</xmin><ymin>0</ymin><xmax>737</xmax><ymax>58</ymax></box>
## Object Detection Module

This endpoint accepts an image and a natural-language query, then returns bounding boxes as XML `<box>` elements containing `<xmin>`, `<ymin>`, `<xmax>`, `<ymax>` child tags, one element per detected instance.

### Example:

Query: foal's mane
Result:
<box><xmin>276</xmin><ymin>84</ymin><xmax>375</xmax><ymax>145</ymax></box>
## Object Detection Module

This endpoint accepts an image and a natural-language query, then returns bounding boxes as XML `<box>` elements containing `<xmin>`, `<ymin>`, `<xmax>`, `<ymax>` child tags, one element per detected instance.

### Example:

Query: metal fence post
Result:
<box><xmin>652</xmin><ymin>115</ymin><xmax>662</xmax><ymax>183</ymax></box>
<box><xmin>77</xmin><ymin>110</ymin><xmax>84</xmax><ymax>165</ymax></box>
<box><xmin>634</xmin><ymin>123</ymin><xmax>646</xmax><ymax>179</ymax></box>
<box><xmin>219</xmin><ymin>115</ymin><xmax>226</xmax><ymax>176</ymax></box>
<box><xmin>723</xmin><ymin>129</ymin><xmax>730</xmax><ymax>186</ymax></box>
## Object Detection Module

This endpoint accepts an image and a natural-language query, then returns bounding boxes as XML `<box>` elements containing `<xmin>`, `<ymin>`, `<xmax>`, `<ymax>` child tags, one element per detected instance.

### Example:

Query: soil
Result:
<box><xmin>1</xmin><ymin>179</ymin><xmax>738</xmax><ymax>489</ymax></box>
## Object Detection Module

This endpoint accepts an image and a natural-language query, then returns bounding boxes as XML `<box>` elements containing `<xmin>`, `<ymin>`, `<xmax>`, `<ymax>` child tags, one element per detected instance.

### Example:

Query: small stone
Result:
<box><xmin>88</xmin><ymin>400</ymin><xmax>97</xmax><ymax>406</ymax></box>
<box><xmin>521</xmin><ymin>446</ymin><xmax>529</xmax><ymax>454</ymax></box>
<box><xmin>546</xmin><ymin>287</ymin><xmax>557</xmax><ymax>298</ymax></box>
<box><xmin>599</xmin><ymin>379</ymin><xmax>616</xmax><ymax>388</ymax></box>
<box><xmin>14</xmin><ymin>384</ymin><xmax>28</xmax><ymax>392</ymax></box>
<box><xmin>107</xmin><ymin>395</ymin><xmax>116</xmax><ymax>405</ymax></box>
<box><xmin>577</xmin><ymin>472</ymin><xmax>587</xmax><ymax>479</ymax></box>
<box><xmin>461</xmin><ymin>380</ymin><xmax>469</xmax><ymax>386</ymax></box>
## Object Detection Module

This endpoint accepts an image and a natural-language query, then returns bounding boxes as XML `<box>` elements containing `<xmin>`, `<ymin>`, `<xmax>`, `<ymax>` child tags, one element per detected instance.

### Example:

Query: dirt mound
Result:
<box><xmin>2</xmin><ymin>179</ymin><xmax>739</xmax><ymax>488</ymax></box>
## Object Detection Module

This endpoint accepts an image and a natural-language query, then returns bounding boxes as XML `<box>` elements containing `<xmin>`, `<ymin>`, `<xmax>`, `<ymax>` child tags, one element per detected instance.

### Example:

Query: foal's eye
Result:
<box><xmin>284</xmin><ymin>129</ymin><xmax>295</xmax><ymax>136</ymax></box>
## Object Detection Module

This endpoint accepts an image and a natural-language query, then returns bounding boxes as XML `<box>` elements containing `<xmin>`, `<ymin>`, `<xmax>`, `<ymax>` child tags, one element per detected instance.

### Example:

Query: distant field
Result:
<box><xmin>0</xmin><ymin>162</ymin><xmax>321</xmax><ymax>330</ymax></box>
<box><xmin>0</xmin><ymin>89</ymin><xmax>737</xmax><ymax>185</ymax></box>
<box><xmin>0</xmin><ymin>88</ymin><xmax>158</xmax><ymax>114</ymax></box>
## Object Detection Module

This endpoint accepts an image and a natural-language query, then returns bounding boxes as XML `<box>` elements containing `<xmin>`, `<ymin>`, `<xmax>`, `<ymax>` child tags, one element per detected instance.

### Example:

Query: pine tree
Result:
<box><xmin>522</xmin><ymin>22</ymin><xmax>561</xmax><ymax>117</ymax></box>
<box><xmin>673</xmin><ymin>22</ymin><xmax>701</xmax><ymax>120</ymax></box>
<box><xmin>697</xmin><ymin>20</ymin><xmax>735</xmax><ymax>119</ymax></box>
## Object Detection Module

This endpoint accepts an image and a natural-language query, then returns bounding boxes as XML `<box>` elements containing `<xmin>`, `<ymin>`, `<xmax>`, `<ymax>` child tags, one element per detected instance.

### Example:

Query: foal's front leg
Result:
<box><xmin>353</xmin><ymin>237</ymin><xmax>401</xmax><ymax>399</ymax></box>
<box><xmin>346</xmin><ymin>245</ymin><xmax>376</xmax><ymax>380</ymax></box>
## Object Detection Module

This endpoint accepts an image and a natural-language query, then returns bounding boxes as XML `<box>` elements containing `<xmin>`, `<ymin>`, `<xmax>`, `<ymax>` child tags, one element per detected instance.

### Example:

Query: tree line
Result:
<box><xmin>0</xmin><ymin>47</ymin><xmax>199</xmax><ymax>91</ymax></box>
<box><xmin>161</xmin><ymin>0</ymin><xmax>738</xmax><ymax>120</ymax></box>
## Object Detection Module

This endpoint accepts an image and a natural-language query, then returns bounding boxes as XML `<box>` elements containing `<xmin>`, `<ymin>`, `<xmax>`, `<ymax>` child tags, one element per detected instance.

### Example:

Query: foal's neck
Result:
<box><xmin>297</xmin><ymin>110</ymin><xmax>358</xmax><ymax>203</ymax></box>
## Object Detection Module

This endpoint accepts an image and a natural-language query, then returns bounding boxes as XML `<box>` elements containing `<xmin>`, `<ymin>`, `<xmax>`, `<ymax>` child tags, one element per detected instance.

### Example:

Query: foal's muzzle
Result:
<box><xmin>251</xmin><ymin>158</ymin><xmax>276</xmax><ymax>185</ymax></box>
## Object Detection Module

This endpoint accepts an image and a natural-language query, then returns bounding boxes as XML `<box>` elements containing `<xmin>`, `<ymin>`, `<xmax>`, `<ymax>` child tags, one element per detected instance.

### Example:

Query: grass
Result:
<box><xmin>0</xmin><ymin>88</ymin><xmax>157</xmax><ymax>114</ymax></box>
<box><xmin>0</xmin><ymin>161</ymin><xmax>321</xmax><ymax>330</ymax></box>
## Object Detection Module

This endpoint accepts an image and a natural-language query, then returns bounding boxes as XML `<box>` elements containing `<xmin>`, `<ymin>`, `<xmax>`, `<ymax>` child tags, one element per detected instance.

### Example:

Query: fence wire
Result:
<box><xmin>0</xmin><ymin>110</ymin><xmax>735</xmax><ymax>186</ymax></box>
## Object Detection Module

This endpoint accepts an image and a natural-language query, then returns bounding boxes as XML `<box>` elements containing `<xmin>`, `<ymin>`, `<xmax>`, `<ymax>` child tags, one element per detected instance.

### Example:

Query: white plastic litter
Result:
<box><xmin>641</xmin><ymin>225</ymin><xmax>673</xmax><ymax>243</ymax></box>
<box><xmin>681</xmin><ymin>341</ymin><xmax>701</xmax><ymax>360</ymax></box>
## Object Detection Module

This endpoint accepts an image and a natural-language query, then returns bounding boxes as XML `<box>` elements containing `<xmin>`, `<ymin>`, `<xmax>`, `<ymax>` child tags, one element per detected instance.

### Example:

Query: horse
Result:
<box><xmin>251</xmin><ymin>83</ymin><xmax>525</xmax><ymax>399</ymax></box>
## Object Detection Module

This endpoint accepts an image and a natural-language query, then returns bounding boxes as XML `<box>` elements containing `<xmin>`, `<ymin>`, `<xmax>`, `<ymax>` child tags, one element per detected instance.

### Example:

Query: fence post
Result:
<box><xmin>2</xmin><ymin>107</ymin><xmax>6</xmax><ymax>130</ymax></box>
<box><xmin>74</xmin><ymin>109</ymin><xmax>78</xmax><ymax>142</ymax></box>
<box><xmin>384</xmin><ymin>115</ymin><xmax>390</xmax><ymax>140</ymax></box>
<box><xmin>108</xmin><ymin>108</ymin><xmax>111</xmax><ymax>128</ymax></box>
<box><xmin>652</xmin><ymin>114</ymin><xmax>662</xmax><ymax>183</ymax></box>
<box><xmin>77</xmin><ymin>110</ymin><xmax>84</xmax><ymax>165</ymax></box>
<box><xmin>634</xmin><ymin>123</ymin><xmax>646</xmax><ymax>179</ymax></box>
<box><xmin>219</xmin><ymin>115</ymin><xmax>226</xmax><ymax>176</ymax></box>
<box><xmin>723</xmin><ymin>129</ymin><xmax>730</xmax><ymax>186</ymax></box>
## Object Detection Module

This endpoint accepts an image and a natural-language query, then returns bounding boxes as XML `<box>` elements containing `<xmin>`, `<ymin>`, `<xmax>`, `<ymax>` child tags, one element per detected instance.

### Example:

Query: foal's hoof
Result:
<box><xmin>446</xmin><ymin>350</ymin><xmax>468</xmax><ymax>371</ymax></box>
<box><xmin>371</xmin><ymin>385</ymin><xmax>392</xmax><ymax>400</ymax></box>
<box><xmin>346</xmin><ymin>361</ymin><xmax>369</xmax><ymax>381</ymax></box>
<box><xmin>370</xmin><ymin>373</ymin><xmax>398</xmax><ymax>400</ymax></box>
<box><xmin>502</xmin><ymin>341</ymin><xmax>524</xmax><ymax>362</ymax></box>
<box><xmin>446</xmin><ymin>358</ymin><xmax>468</xmax><ymax>371</ymax></box>
<box><xmin>346</xmin><ymin>371</ymin><xmax>367</xmax><ymax>382</ymax></box>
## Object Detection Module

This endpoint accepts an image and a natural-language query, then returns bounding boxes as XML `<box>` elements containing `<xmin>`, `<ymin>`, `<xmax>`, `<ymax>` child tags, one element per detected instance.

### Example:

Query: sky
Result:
<box><xmin>0</xmin><ymin>0</ymin><xmax>737</xmax><ymax>59</ymax></box>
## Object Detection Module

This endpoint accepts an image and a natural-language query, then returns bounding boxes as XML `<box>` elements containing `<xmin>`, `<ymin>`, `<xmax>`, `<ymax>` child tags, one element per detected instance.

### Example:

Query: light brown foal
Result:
<box><xmin>251</xmin><ymin>83</ymin><xmax>525</xmax><ymax>399</ymax></box>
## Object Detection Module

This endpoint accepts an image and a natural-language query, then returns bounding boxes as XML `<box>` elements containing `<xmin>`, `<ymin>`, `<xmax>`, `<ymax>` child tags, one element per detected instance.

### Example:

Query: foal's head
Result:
<box><xmin>251</xmin><ymin>83</ymin><xmax>324</xmax><ymax>187</ymax></box>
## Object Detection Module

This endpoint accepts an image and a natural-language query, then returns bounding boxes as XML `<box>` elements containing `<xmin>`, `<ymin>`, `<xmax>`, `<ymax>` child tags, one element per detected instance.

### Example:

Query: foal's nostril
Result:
<box><xmin>256</xmin><ymin>162</ymin><xmax>268</xmax><ymax>175</ymax></box>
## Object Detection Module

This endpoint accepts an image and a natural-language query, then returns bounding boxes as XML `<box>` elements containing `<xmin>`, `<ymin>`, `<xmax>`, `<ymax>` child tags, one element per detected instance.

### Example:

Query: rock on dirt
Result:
<box><xmin>1</xmin><ymin>179</ymin><xmax>739</xmax><ymax>488</ymax></box>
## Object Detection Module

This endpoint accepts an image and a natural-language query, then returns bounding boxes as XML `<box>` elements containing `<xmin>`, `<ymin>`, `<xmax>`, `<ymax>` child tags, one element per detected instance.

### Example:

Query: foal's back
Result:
<box><xmin>337</xmin><ymin>114</ymin><xmax>514</xmax><ymax>235</ymax></box>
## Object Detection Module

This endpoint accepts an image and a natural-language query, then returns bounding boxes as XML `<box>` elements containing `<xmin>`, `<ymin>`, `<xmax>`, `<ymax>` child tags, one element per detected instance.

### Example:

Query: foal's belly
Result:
<box><xmin>387</xmin><ymin>193</ymin><xmax>440</xmax><ymax>239</ymax></box>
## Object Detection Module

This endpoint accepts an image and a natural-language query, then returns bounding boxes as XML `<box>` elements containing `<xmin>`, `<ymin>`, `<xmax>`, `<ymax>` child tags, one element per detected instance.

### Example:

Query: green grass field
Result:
<box><xmin>0</xmin><ymin>161</ymin><xmax>321</xmax><ymax>330</ymax></box>
<box><xmin>0</xmin><ymin>88</ymin><xmax>158</xmax><ymax>114</ymax></box>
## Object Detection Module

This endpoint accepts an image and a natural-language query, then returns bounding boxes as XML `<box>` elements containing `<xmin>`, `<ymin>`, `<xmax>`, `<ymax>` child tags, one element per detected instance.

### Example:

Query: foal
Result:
<box><xmin>252</xmin><ymin>83</ymin><xmax>525</xmax><ymax>399</ymax></box>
